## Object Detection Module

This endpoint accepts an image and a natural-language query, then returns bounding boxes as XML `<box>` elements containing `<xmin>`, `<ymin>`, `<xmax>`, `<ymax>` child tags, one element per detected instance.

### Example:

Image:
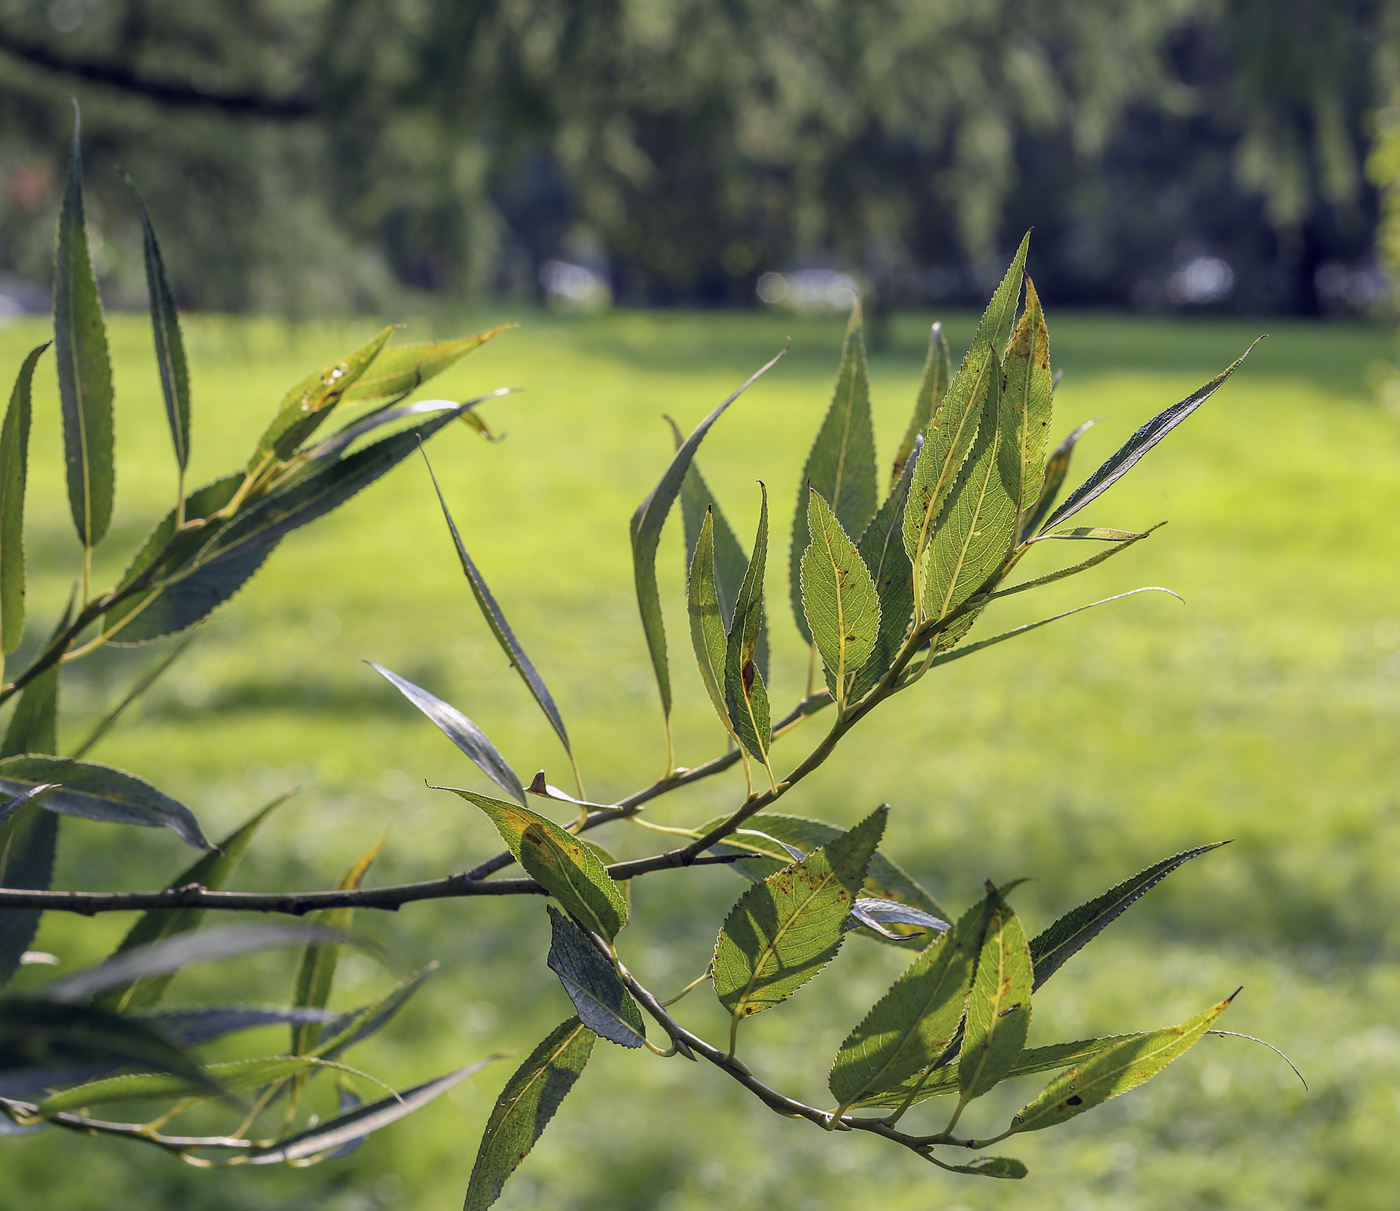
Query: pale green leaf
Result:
<box><xmin>890</xmin><ymin>321</ymin><xmax>950</xmax><ymax>488</ymax></box>
<box><xmin>958</xmin><ymin>890</ymin><xmax>1033</xmax><ymax>1099</ymax></box>
<box><xmin>849</xmin><ymin>451</ymin><xmax>915</xmax><ymax>702</ymax></box>
<box><xmin>801</xmin><ymin>487</ymin><xmax>880</xmax><ymax>704</ymax></box>
<box><xmin>724</xmin><ymin>484</ymin><xmax>771</xmax><ymax>764</ymax></box>
<box><xmin>341</xmin><ymin>326</ymin><xmax>513</xmax><ymax>402</ymax></box>
<box><xmin>1038</xmin><ymin>526</ymin><xmax>1150</xmax><ymax>542</ymax></box>
<box><xmin>1000</xmin><ymin>276</ymin><xmax>1053</xmax><ymax>532</ymax></box>
<box><xmin>687</xmin><ymin>509</ymin><xmax>733</xmax><ymax>734</ymax></box>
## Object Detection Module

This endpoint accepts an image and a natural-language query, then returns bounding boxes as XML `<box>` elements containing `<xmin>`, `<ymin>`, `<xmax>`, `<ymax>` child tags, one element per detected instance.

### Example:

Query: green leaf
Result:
<box><xmin>939</xmin><ymin>1156</ymin><xmax>1027</xmax><ymax>1180</ymax></box>
<box><xmin>1000</xmin><ymin>277</ymin><xmax>1053</xmax><ymax>535</ymax></box>
<box><xmin>686</xmin><ymin>510</ymin><xmax>734</xmax><ymax>735</ymax></box>
<box><xmin>904</xmin><ymin>234</ymin><xmax>1028</xmax><ymax>592</ymax></box>
<box><xmin>1039</xmin><ymin>526</ymin><xmax>1150</xmax><ymax>542</ymax></box>
<box><xmin>1008</xmin><ymin>993</ymin><xmax>1236</xmax><ymax>1134</ymax></box>
<box><xmin>2</xmin><ymin>668</ymin><xmax>58</xmax><ymax>760</ymax></box>
<box><xmin>420</xmin><ymin>455</ymin><xmax>573</xmax><ymax>766</ymax></box>
<box><xmin>890</xmin><ymin>321</ymin><xmax>950</xmax><ymax>488</ymax></box>
<box><xmin>445</xmin><ymin>790</ymin><xmax>627</xmax><ymax>941</ymax></box>
<box><xmin>828</xmin><ymin>888</ymin><xmax>994</xmax><ymax>1109</ymax></box>
<box><xmin>0</xmin><ymin>345</ymin><xmax>44</xmax><ymax>657</ymax></box>
<box><xmin>53</xmin><ymin>105</ymin><xmax>115</xmax><ymax>550</ymax></box>
<box><xmin>789</xmin><ymin>300</ymin><xmax>877</xmax><ymax>642</ymax></box>
<box><xmin>545</xmin><ymin>906</ymin><xmax>646</xmax><ymax>1048</ymax></box>
<box><xmin>849</xmin><ymin>451</ymin><xmax>916</xmax><ymax>702</ymax></box>
<box><xmin>1029</xmin><ymin>842</ymin><xmax>1227</xmax><ymax>991</ymax></box>
<box><xmin>989</xmin><ymin>527</ymin><xmax>1160</xmax><ymax>603</ymax></box>
<box><xmin>629</xmin><ymin>349</ymin><xmax>784</xmax><ymax>720</ymax></box>
<box><xmin>1042</xmin><ymin>340</ymin><xmax>1261</xmax><ymax>532</ymax></box>
<box><xmin>130</xmin><ymin>1005</ymin><xmax>341</xmax><ymax>1047</ymax></box>
<box><xmin>315</xmin><ymin>964</ymin><xmax>438</xmax><ymax>1060</ymax></box>
<box><xmin>93</xmin><ymin>795</ymin><xmax>289</xmax><ymax>1013</ymax></box>
<box><xmin>958</xmin><ymin>889</ymin><xmax>1033</xmax><ymax>1099</ymax></box>
<box><xmin>0</xmin><ymin>756</ymin><xmax>211</xmax><ymax>850</ymax></box>
<box><xmin>0</xmin><ymin>790</ymin><xmax>58</xmax><ymax>988</ymax></box>
<box><xmin>801</xmin><ymin>487</ymin><xmax>880</xmax><ymax>704</ymax></box>
<box><xmin>123</xmin><ymin>172</ymin><xmax>189</xmax><ymax>472</ymax></box>
<box><xmin>724</xmin><ymin>483</ymin><xmax>771</xmax><ymax>765</ymax></box>
<box><xmin>340</xmin><ymin>326</ymin><xmax>514</xmax><ymax>402</ymax></box>
<box><xmin>714</xmin><ymin>806</ymin><xmax>886</xmax><ymax>1022</ymax></box>
<box><xmin>1018</xmin><ymin>418</ymin><xmax>1095</xmax><ymax>541</ymax></box>
<box><xmin>370</xmin><ymin>663</ymin><xmax>524</xmax><ymax>804</ymax></box>
<box><xmin>250</xmin><ymin>326</ymin><xmax>395</xmax><ymax>469</ymax></box>
<box><xmin>463</xmin><ymin>1017</ymin><xmax>594</xmax><ymax>1211</ymax></box>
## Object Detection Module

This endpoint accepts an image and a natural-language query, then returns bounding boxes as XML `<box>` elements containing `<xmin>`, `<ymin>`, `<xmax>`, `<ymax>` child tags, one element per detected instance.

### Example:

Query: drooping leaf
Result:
<box><xmin>419</xmin><ymin>454</ymin><xmax>573</xmax><ymax>765</ymax></box>
<box><xmin>315</xmin><ymin>964</ymin><xmax>438</xmax><ymax>1059</ymax></box>
<box><xmin>250</xmin><ymin>326</ymin><xmax>395</xmax><ymax>469</ymax></box>
<box><xmin>1008</xmin><ymin>993</ymin><xmax>1236</xmax><ymax>1134</ymax></box>
<box><xmin>53</xmin><ymin>105</ymin><xmax>115</xmax><ymax>550</ymax></box>
<box><xmin>939</xmin><ymin>1156</ymin><xmax>1028</xmax><ymax>1180</ymax></box>
<box><xmin>134</xmin><ymin>1005</ymin><xmax>340</xmax><ymax>1047</ymax></box>
<box><xmin>686</xmin><ymin>510</ymin><xmax>734</xmax><ymax>735</ymax></box>
<box><xmin>1019</xmin><ymin>418</ymin><xmax>1095</xmax><ymax>541</ymax></box>
<box><xmin>800</xmin><ymin>487</ymin><xmax>880</xmax><ymax>704</ymax></box>
<box><xmin>714</xmin><ymin>807</ymin><xmax>885</xmax><ymax>1022</ymax></box>
<box><xmin>845</xmin><ymin>898</ymin><xmax>949</xmax><ymax>940</ymax></box>
<box><xmin>724</xmin><ymin>483</ymin><xmax>771</xmax><ymax>764</ymax></box>
<box><xmin>849</xmin><ymin>447</ymin><xmax>916</xmax><ymax>702</ymax></box>
<box><xmin>370</xmin><ymin>663</ymin><xmax>524</xmax><ymax>804</ymax></box>
<box><xmin>445</xmin><ymin>790</ymin><xmax>627</xmax><ymax>941</ymax></box>
<box><xmin>890</xmin><ymin>321</ymin><xmax>950</xmax><ymax>488</ymax></box>
<box><xmin>1042</xmin><ymin>341</ymin><xmax>1260</xmax><ymax>532</ymax></box>
<box><xmin>123</xmin><ymin>172</ymin><xmax>189</xmax><ymax>472</ymax></box>
<box><xmin>463</xmin><ymin>1017</ymin><xmax>594</xmax><ymax>1211</ymax></box>
<box><xmin>0</xmin><ymin>789</ymin><xmax>58</xmax><ymax>988</ymax></box>
<box><xmin>905</xmin><ymin>235</ymin><xmax>1028</xmax><ymax>592</ymax></box>
<box><xmin>1029</xmin><ymin>843</ymin><xmax>1227</xmax><ymax>990</ymax></box>
<box><xmin>989</xmin><ymin>527</ymin><xmax>1160</xmax><ymax>603</ymax></box>
<box><xmin>546</xmin><ymin>906</ymin><xmax>646</xmax><ymax>1048</ymax></box>
<box><xmin>629</xmin><ymin>349</ymin><xmax>784</xmax><ymax>719</ymax></box>
<box><xmin>958</xmin><ymin>889</ymin><xmax>1033</xmax><ymax>1100</ymax></box>
<box><xmin>341</xmin><ymin>327</ymin><xmax>514</xmax><ymax>402</ymax></box>
<box><xmin>94</xmin><ymin>795</ymin><xmax>289</xmax><ymax>1013</ymax></box>
<box><xmin>1000</xmin><ymin>277</ymin><xmax>1053</xmax><ymax>537</ymax></box>
<box><xmin>828</xmin><ymin>888</ymin><xmax>994</xmax><ymax>1110</ymax></box>
<box><xmin>0</xmin><ymin>344</ymin><xmax>44</xmax><ymax>657</ymax></box>
<box><xmin>789</xmin><ymin>299</ymin><xmax>877</xmax><ymax>642</ymax></box>
<box><xmin>0</xmin><ymin>756</ymin><xmax>211</xmax><ymax>850</ymax></box>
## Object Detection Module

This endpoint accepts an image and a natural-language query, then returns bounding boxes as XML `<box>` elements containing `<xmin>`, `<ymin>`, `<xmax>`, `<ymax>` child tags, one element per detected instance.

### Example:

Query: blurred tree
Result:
<box><xmin>0</xmin><ymin>0</ymin><xmax>1391</xmax><ymax>312</ymax></box>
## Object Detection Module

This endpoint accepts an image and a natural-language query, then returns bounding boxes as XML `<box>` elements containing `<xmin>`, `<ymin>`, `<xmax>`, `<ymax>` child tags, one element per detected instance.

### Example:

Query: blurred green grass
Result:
<box><xmin>0</xmin><ymin>305</ymin><xmax>1397</xmax><ymax>1210</ymax></box>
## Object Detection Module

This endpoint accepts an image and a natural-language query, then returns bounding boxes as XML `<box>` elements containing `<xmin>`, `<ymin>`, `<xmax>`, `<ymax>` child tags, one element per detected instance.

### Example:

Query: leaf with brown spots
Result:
<box><xmin>800</xmin><ymin>486</ymin><xmax>879</xmax><ymax>706</ymax></box>
<box><xmin>723</xmin><ymin>483</ymin><xmax>772</xmax><ymax>764</ymax></box>
<box><xmin>958</xmin><ymin>885</ymin><xmax>1033</xmax><ymax>1099</ymax></box>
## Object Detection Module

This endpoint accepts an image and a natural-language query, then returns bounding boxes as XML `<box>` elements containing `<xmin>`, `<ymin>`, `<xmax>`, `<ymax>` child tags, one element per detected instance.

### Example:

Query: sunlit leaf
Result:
<box><xmin>546</xmin><ymin>906</ymin><xmax>646</xmax><ymax>1048</ymax></box>
<box><xmin>686</xmin><ymin>510</ymin><xmax>734</xmax><ymax>735</ymax></box>
<box><xmin>0</xmin><ymin>344</ymin><xmax>44</xmax><ymax>657</ymax></box>
<box><xmin>801</xmin><ymin>487</ymin><xmax>880</xmax><ymax>704</ymax></box>
<box><xmin>1018</xmin><ymin>418</ymin><xmax>1095</xmax><ymax>541</ymax></box>
<box><xmin>1000</xmin><ymin>277</ymin><xmax>1053</xmax><ymax>535</ymax></box>
<box><xmin>849</xmin><ymin>446</ymin><xmax>916</xmax><ymax>701</ymax></box>
<box><xmin>1039</xmin><ymin>526</ymin><xmax>1150</xmax><ymax>542</ymax></box>
<box><xmin>989</xmin><ymin>527</ymin><xmax>1161</xmax><ymax>604</ymax></box>
<box><xmin>938</xmin><ymin>1156</ymin><xmax>1027</xmax><ymax>1179</ymax></box>
<box><xmin>341</xmin><ymin>327</ymin><xmax>514</xmax><ymax>402</ymax></box>
<box><xmin>308</xmin><ymin>389</ymin><xmax>513</xmax><ymax>461</ymax></box>
<box><xmin>958</xmin><ymin>888</ymin><xmax>1032</xmax><ymax>1099</ymax></box>
<box><xmin>724</xmin><ymin>483</ymin><xmax>771</xmax><ymax>764</ymax></box>
<box><xmin>890</xmin><ymin>321</ymin><xmax>949</xmax><ymax>488</ymax></box>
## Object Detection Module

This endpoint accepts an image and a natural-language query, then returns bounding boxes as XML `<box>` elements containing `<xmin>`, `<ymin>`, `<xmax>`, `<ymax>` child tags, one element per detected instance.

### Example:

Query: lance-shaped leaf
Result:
<box><xmin>714</xmin><ymin>807</ymin><xmax>885</xmax><ymax>1021</ymax></box>
<box><xmin>940</xmin><ymin>1156</ymin><xmax>1027</xmax><ymax>1180</ymax></box>
<box><xmin>133</xmin><ymin>1005</ymin><xmax>340</xmax><ymax>1047</ymax></box>
<box><xmin>990</xmin><ymin>527</ymin><xmax>1160</xmax><ymax>603</ymax></box>
<box><xmin>0</xmin><ymin>790</ymin><xmax>58</xmax><ymax>988</ymax></box>
<box><xmin>1008</xmin><ymin>993</ymin><xmax>1236</xmax><ymax>1134</ymax></box>
<box><xmin>801</xmin><ymin>487</ymin><xmax>880</xmax><ymax>703</ymax></box>
<box><xmin>546</xmin><ymin>907</ymin><xmax>646</xmax><ymax>1048</ymax></box>
<box><xmin>341</xmin><ymin>326</ymin><xmax>514</xmax><ymax>402</ymax></box>
<box><xmin>464</xmin><ymin>1017</ymin><xmax>594</xmax><ymax>1211</ymax></box>
<box><xmin>890</xmin><ymin>321</ymin><xmax>950</xmax><ymax>488</ymax></box>
<box><xmin>1019</xmin><ymin>418</ymin><xmax>1095</xmax><ymax>541</ymax></box>
<box><xmin>0</xmin><ymin>756</ymin><xmax>210</xmax><ymax>850</ymax></box>
<box><xmin>250</xmin><ymin>326</ymin><xmax>395</xmax><ymax>468</ymax></box>
<box><xmin>2</xmin><ymin>669</ymin><xmax>58</xmax><ymax>760</ymax></box>
<box><xmin>309</xmin><ymin>389</ymin><xmax>513</xmax><ymax>461</ymax></box>
<box><xmin>1042</xmin><ymin>341</ymin><xmax>1260</xmax><ymax>532</ymax></box>
<box><xmin>629</xmin><ymin>349</ymin><xmax>784</xmax><ymax>718</ymax></box>
<box><xmin>1029</xmin><ymin>842</ymin><xmax>1227</xmax><ymax>991</ymax></box>
<box><xmin>724</xmin><ymin>483</ymin><xmax>771</xmax><ymax>764</ymax></box>
<box><xmin>0</xmin><ymin>345</ymin><xmax>44</xmax><ymax>657</ymax></box>
<box><xmin>828</xmin><ymin>887</ymin><xmax>995</xmax><ymax>1109</ymax></box>
<box><xmin>958</xmin><ymin>888</ymin><xmax>1033</xmax><ymax>1100</ymax></box>
<box><xmin>95</xmin><ymin>794</ymin><xmax>289</xmax><ymax>1013</ymax></box>
<box><xmin>124</xmin><ymin>172</ymin><xmax>189</xmax><ymax>472</ymax></box>
<box><xmin>419</xmin><ymin>455</ymin><xmax>572</xmax><ymax>768</ymax></box>
<box><xmin>1000</xmin><ymin>277</ymin><xmax>1053</xmax><ymax>539</ymax></box>
<box><xmin>291</xmin><ymin>835</ymin><xmax>384</xmax><ymax>1056</ymax></box>
<box><xmin>445</xmin><ymin>790</ymin><xmax>627</xmax><ymax>940</ymax></box>
<box><xmin>905</xmin><ymin>234</ymin><xmax>1028</xmax><ymax>589</ymax></box>
<box><xmin>370</xmin><ymin>663</ymin><xmax>524</xmax><ymax>804</ymax></box>
<box><xmin>845</xmin><ymin>898</ymin><xmax>949</xmax><ymax>940</ymax></box>
<box><xmin>316</xmin><ymin>964</ymin><xmax>438</xmax><ymax>1059</ymax></box>
<box><xmin>53</xmin><ymin>106</ymin><xmax>115</xmax><ymax>550</ymax></box>
<box><xmin>849</xmin><ymin>449</ymin><xmax>916</xmax><ymax>702</ymax></box>
<box><xmin>687</xmin><ymin>510</ymin><xmax>734</xmax><ymax>734</ymax></box>
<box><xmin>0</xmin><ymin>999</ymin><xmax>214</xmax><ymax>1100</ymax></box>
<box><xmin>789</xmin><ymin>299</ymin><xmax>877</xmax><ymax>642</ymax></box>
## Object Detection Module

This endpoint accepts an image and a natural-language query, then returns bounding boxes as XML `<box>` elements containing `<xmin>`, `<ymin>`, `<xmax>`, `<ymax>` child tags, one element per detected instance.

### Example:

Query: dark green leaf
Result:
<box><xmin>714</xmin><ymin>807</ymin><xmax>885</xmax><ymax>1021</ymax></box>
<box><xmin>123</xmin><ymin>172</ymin><xmax>189</xmax><ymax>471</ymax></box>
<box><xmin>1000</xmin><ymin>277</ymin><xmax>1053</xmax><ymax>534</ymax></box>
<box><xmin>686</xmin><ymin>510</ymin><xmax>734</xmax><ymax>735</ymax></box>
<box><xmin>133</xmin><ymin>1005</ymin><xmax>339</xmax><ymax>1047</ymax></box>
<box><xmin>890</xmin><ymin>321</ymin><xmax>950</xmax><ymax>488</ymax></box>
<box><xmin>370</xmin><ymin>663</ymin><xmax>524</xmax><ymax>804</ymax></box>
<box><xmin>849</xmin><ymin>449</ymin><xmax>916</xmax><ymax>701</ymax></box>
<box><xmin>1008</xmin><ymin>993</ymin><xmax>1235</xmax><ymax>1134</ymax></box>
<box><xmin>0</xmin><ymin>790</ymin><xmax>58</xmax><ymax>988</ymax></box>
<box><xmin>463</xmin><ymin>1017</ymin><xmax>594</xmax><ymax>1211</ymax></box>
<box><xmin>630</xmin><ymin>352</ymin><xmax>784</xmax><ymax>721</ymax></box>
<box><xmin>1029</xmin><ymin>842</ymin><xmax>1227</xmax><ymax>990</ymax></box>
<box><xmin>546</xmin><ymin>906</ymin><xmax>646</xmax><ymax>1048</ymax></box>
<box><xmin>958</xmin><ymin>889</ymin><xmax>1033</xmax><ymax>1099</ymax></box>
<box><xmin>53</xmin><ymin>105</ymin><xmax>115</xmax><ymax>549</ymax></box>
<box><xmin>1042</xmin><ymin>340</ymin><xmax>1261</xmax><ymax>531</ymax></box>
<box><xmin>939</xmin><ymin>1156</ymin><xmax>1027</xmax><ymax>1180</ymax></box>
<box><xmin>340</xmin><ymin>326</ymin><xmax>514</xmax><ymax>402</ymax></box>
<box><xmin>445</xmin><ymin>790</ymin><xmax>627</xmax><ymax>941</ymax></box>
<box><xmin>94</xmin><ymin>795</ymin><xmax>289</xmax><ymax>1013</ymax></box>
<box><xmin>801</xmin><ymin>487</ymin><xmax>880</xmax><ymax>704</ymax></box>
<box><xmin>789</xmin><ymin>299</ymin><xmax>877</xmax><ymax>642</ymax></box>
<box><xmin>0</xmin><ymin>344</ymin><xmax>44</xmax><ymax>656</ymax></box>
<box><xmin>724</xmin><ymin>483</ymin><xmax>771</xmax><ymax>765</ymax></box>
<box><xmin>2</xmin><ymin>667</ymin><xmax>58</xmax><ymax>760</ymax></box>
<box><xmin>1019</xmin><ymin>418</ymin><xmax>1095</xmax><ymax>541</ymax></box>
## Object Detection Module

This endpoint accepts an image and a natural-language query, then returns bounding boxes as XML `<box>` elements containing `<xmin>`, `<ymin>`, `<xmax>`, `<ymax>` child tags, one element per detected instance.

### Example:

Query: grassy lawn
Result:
<box><xmin>0</xmin><ymin>304</ymin><xmax>1397</xmax><ymax>1210</ymax></box>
